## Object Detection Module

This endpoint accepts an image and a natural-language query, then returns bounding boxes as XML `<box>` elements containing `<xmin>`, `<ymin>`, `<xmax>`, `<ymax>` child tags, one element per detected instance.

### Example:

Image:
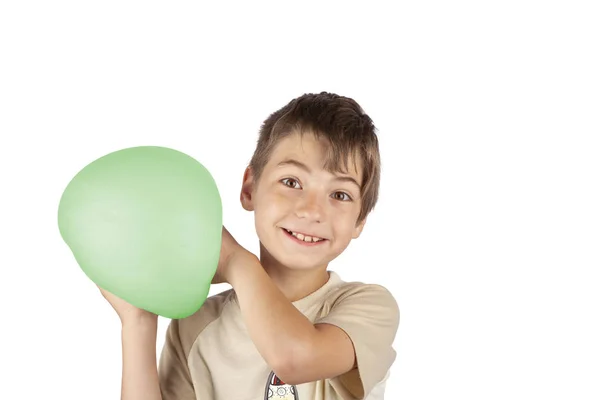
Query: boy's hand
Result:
<box><xmin>98</xmin><ymin>285</ymin><xmax>158</xmax><ymax>326</ymax></box>
<box><xmin>211</xmin><ymin>226</ymin><xmax>256</xmax><ymax>284</ymax></box>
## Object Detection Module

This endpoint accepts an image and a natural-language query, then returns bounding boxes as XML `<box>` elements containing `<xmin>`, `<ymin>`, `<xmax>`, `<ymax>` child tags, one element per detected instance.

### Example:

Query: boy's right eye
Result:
<box><xmin>281</xmin><ymin>178</ymin><xmax>301</xmax><ymax>189</ymax></box>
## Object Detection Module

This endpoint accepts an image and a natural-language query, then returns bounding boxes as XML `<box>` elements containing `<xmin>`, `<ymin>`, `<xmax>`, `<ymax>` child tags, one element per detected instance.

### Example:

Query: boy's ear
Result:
<box><xmin>352</xmin><ymin>217</ymin><xmax>367</xmax><ymax>239</ymax></box>
<box><xmin>240</xmin><ymin>166</ymin><xmax>255</xmax><ymax>211</ymax></box>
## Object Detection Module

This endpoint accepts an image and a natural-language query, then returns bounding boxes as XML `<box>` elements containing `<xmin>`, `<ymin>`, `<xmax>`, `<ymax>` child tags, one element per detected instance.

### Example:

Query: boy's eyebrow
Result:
<box><xmin>277</xmin><ymin>159</ymin><xmax>361</xmax><ymax>190</ymax></box>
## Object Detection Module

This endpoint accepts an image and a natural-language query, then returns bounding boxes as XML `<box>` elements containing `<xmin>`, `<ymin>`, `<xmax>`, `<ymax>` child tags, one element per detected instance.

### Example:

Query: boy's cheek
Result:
<box><xmin>259</xmin><ymin>193</ymin><xmax>293</xmax><ymax>213</ymax></box>
<box><xmin>268</xmin><ymin>189</ymin><xmax>294</xmax><ymax>202</ymax></box>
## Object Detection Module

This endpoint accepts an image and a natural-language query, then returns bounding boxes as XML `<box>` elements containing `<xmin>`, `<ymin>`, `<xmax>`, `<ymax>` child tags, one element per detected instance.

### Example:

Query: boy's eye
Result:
<box><xmin>332</xmin><ymin>192</ymin><xmax>352</xmax><ymax>202</ymax></box>
<box><xmin>281</xmin><ymin>178</ymin><xmax>301</xmax><ymax>189</ymax></box>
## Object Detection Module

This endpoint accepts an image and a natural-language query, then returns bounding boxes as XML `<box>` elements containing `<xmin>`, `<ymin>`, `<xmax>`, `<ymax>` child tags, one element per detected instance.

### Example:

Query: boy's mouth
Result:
<box><xmin>281</xmin><ymin>228</ymin><xmax>328</xmax><ymax>245</ymax></box>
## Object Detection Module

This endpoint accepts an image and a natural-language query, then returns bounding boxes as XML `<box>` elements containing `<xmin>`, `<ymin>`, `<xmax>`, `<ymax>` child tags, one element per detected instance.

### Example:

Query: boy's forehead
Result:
<box><xmin>267</xmin><ymin>131</ymin><xmax>363</xmax><ymax>180</ymax></box>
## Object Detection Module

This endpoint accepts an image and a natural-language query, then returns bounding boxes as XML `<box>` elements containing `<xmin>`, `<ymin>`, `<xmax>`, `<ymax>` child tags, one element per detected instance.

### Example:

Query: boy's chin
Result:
<box><xmin>267</xmin><ymin>249</ymin><xmax>328</xmax><ymax>272</ymax></box>
<box><xmin>281</xmin><ymin>261</ymin><xmax>325</xmax><ymax>272</ymax></box>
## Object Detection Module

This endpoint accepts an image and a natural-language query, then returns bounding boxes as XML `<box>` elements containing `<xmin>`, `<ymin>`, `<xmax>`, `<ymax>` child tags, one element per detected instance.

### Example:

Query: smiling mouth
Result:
<box><xmin>281</xmin><ymin>228</ymin><xmax>327</xmax><ymax>244</ymax></box>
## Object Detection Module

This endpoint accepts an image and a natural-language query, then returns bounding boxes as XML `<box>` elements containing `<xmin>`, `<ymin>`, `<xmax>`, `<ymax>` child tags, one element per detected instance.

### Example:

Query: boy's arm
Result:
<box><xmin>98</xmin><ymin>287</ymin><xmax>163</xmax><ymax>400</ymax></box>
<box><xmin>225</xmin><ymin>252</ymin><xmax>357</xmax><ymax>385</ymax></box>
<box><xmin>121</xmin><ymin>318</ymin><xmax>163</xmax><ymax>400</ymax></box>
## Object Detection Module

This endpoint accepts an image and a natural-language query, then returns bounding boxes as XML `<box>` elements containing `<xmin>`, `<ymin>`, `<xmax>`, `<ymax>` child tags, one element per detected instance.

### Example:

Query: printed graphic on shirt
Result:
<box><xmin>264</xmin><ymin>370</ymin><xmax>299</xmax><ymax>399</ymax></box>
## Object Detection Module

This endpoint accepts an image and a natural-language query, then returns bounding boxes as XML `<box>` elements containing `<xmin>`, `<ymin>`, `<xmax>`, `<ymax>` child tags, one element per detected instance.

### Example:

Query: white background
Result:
<box><xmin>1</xmin><ymin>1</ymin><xmax>599</xmax><ymax>399</ymax></box>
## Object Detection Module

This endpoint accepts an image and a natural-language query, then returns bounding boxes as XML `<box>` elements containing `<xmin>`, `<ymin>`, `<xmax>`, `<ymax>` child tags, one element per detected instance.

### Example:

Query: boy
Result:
<box><xmin>99</xmin><ymin>92</ymin><xmax>400</xmax><ymax>400</ymax></box>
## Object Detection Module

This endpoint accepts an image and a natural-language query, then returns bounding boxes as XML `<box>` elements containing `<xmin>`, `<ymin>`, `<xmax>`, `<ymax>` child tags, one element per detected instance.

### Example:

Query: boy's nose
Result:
<box><xmin>294</xmin><ymin>192</ymin><xmax>325</xmax><ymax>223</ymax></box>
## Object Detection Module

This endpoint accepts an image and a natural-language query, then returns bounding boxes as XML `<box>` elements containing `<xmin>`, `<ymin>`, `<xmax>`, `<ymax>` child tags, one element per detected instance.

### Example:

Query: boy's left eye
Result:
<box><xmin>332</xmin><ymin>192</ymin><xmax>352</xmax><ymax>201</ymax></box>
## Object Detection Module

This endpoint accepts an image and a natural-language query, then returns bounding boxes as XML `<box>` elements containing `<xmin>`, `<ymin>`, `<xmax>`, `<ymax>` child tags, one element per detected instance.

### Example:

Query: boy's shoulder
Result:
<box><xmin>323</xmin><ymin>274</ymin><xmax>397</xmax><ymax>303</ymax></box>
<box><xmin>311</xmin><ymin>271</ymin><xmax>399</xmax><ymax>333</ymax></box>
<box><xmin>310</xmin><ymin>271</ymin><xmax>399</xmax><ymax>318</ymax></box>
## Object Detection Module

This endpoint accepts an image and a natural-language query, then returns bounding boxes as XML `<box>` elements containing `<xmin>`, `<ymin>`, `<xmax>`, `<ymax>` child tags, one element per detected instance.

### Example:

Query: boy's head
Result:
<box><xmin>240</xmin><ymin>92</ymin><xmax>381</xmax><ymax>271</ymax></box>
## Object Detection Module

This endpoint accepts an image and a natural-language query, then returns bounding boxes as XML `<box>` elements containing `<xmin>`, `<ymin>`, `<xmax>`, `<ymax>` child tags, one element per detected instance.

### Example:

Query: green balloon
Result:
<box><xmin>58</xmin><ymin>146</ymin><xmax>222</xmax><ymax>319</ymax></box>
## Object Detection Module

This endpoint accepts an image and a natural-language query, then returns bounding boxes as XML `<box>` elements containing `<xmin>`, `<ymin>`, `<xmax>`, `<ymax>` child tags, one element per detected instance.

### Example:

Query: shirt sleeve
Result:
<box><xmin>314</xmin><ymin>283</ymin><xmax>400</xmax><ymax>399</ymax></box>
<box><xmin>158</xmin><ymin>319</ymin><xmax>198</xmax><ymax>400</ymax></box>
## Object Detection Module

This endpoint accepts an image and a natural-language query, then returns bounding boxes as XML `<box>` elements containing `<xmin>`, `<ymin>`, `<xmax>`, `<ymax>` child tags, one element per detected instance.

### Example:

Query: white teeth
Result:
<box><xmin>285</xmin><ymin>229</ymin><xmax>324</xmax><ymax>242</ymax></box>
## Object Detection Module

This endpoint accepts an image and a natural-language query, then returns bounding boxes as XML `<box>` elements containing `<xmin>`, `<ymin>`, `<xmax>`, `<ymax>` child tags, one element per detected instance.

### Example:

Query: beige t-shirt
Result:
<box><xmin>158</xmin><ymin>271</ymin><xmax>399</xmax><ymax>400</ymax></box>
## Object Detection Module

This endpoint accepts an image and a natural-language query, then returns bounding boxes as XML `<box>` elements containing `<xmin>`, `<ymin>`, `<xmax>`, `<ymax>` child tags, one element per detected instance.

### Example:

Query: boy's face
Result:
<box><xmin>241</xmin><ymin>131</ymin><xmax>366</xmax><ymax>271</ymax></box>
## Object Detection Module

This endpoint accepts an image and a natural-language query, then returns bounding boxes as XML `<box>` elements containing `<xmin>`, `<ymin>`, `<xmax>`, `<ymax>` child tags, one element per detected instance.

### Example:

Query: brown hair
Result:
<box><xmin>249</xmin><ymin>92</ymin><xmax>381</xmax><ymax>224</ymax></box>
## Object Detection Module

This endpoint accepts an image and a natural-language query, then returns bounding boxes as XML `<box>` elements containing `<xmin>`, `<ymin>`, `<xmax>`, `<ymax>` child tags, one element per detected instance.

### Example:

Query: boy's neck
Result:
<box><xmin>258</xmin><ymin>244</ymin><xmax>330</xmax><ymax>303</ymax></box>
